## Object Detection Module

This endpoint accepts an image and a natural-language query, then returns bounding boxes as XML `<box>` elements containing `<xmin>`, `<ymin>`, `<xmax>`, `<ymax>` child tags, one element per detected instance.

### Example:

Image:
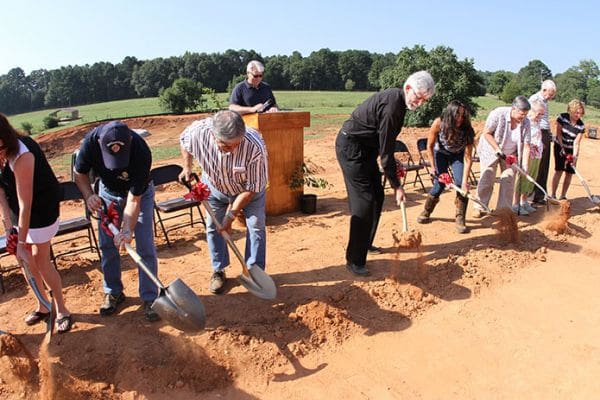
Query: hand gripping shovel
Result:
<box><xmin>182</xmin><ymin>174</ymin><xmax>277</xmax><ymax>300</ymax></box>
<box><xmin>565</xmin><ymin>154</ymin><xmax>600</xmax><ymax>207</ymax></box>
<box><xmin>97</xmin><ymin>201</ymin><xmax>205</xmax><ymax>332</ymax></box>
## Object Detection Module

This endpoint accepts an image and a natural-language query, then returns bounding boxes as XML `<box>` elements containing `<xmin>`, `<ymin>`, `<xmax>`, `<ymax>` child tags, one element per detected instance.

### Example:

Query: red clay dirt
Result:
<box><xmin>1</xmin><ymin>114</ymin><xmax>600</xmax><ymax>399</ymax></box>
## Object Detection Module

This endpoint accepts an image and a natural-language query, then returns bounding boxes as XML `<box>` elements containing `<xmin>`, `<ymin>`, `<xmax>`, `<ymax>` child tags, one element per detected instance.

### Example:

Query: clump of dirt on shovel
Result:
<box><xmin>492</xmin><ymin>207</ymin><xmax>520</xmax><ymax>243</ymax></box>
<box><xmin>545</xmin><ymin>200</ymin><xmax>571</xmax><ymax>234</ymax></box>
<box><xmin>392</xmin><ymin>229</ymin><xmax>422</xmax><ymax>249</ymax></box>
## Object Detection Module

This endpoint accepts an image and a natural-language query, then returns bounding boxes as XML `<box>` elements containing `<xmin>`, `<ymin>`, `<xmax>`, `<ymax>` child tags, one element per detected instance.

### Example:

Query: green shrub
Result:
<box><xmin>159</xmin><ymin>78</ymin><xmax>204</xmax><ymax>114</ymax></box>
<box><xmin>20</xmin><ymin>122</ymin><xmax>33</xmax><ymax>135</ymax></box>
<box><xmin>43</xmin><ymin>116</ymin><xmax>59</xmax><ymax>129</ymax></box>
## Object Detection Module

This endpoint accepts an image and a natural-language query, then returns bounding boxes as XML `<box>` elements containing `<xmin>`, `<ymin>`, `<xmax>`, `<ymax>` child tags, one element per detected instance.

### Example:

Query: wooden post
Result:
<box><xmin>242</xmin><ymin>112</ymin><xmax>310</xmax><ymax>216</ymax></box>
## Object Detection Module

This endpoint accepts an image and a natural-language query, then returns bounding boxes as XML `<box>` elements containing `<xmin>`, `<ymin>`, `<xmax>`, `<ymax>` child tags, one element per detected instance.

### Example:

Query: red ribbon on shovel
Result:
<box><xmin>184</xmin><ymin>180</ymin><xmax>211</xmax><ymax>202</ymax></box>
<box><xmin>100</xmin><ymin>201</ymin><xmax>121</xmax><ymax>237</ymax></box>
<box><xmin>396</xmin><ymin>163</ymin><xmax>406</xmax><ymax>180</ymax></box>
<box><xmin>505</xmin><ymin>154</ymin><xmax>517</xmax><ymax>166</ymax></box>
<box><xmin>438</xmin><ymin>172</ymin><xmax>453</xmax><ymax>185</ymax></box>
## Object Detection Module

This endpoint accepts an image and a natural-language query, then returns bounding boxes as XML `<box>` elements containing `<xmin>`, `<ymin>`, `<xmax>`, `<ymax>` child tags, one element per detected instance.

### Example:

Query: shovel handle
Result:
<box><xmin>399</xmin><ymin>201</ymin><xmax>409</xmax><ymax>232</ymax></box>
<box><xmin>18</xmin><ymin>258</ymin><xmax>52</xmax><ymax>312</ymax></box>
<box><xmin>104</xmin><ymin>222</ymin><xmax>166</xmax><ymax>290</ymax></box>
<box><xmin>200</xmin><ymin>200</ymin><xmax>252</xmax><ymax>277</ymax></box>
<box><xmin>448</xmin><ymin>182</ymin><xmax>492</xmax><ymax>214</ymax></box>
<box><xmin>570</xmin><ymin>164</ymin><xmax>598</xmax><ymax>203</ymax></box>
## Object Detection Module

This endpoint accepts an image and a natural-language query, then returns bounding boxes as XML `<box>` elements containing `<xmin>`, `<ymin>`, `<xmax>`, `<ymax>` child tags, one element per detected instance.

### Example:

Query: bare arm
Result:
<box><xmin>74</xmin><ymin>171</ymin><xmax>102</xmax><ymax>213</ymax></box>
<box><xmin>220</xmin><ymin>191</ymin><xmax>256</xmax><ymax>233</ymax></box>
<box><xmin>179</xmin><ymin>145</ymin><xmax>195</xmax><ymax>182</ymax></box>
<box><xmin>229</xmin><ymin>103</ymin><xmax>260</xmax><ymax>115</ymax></box>
<box><xmin>462</xmin><ymin>143</ymin><xmax>473</xmax><ymax>192</ymax></box>
<box><xmin>0</xmin><ymin>187</ymin><xmax>13</xmax><ymax>234</ymax></box>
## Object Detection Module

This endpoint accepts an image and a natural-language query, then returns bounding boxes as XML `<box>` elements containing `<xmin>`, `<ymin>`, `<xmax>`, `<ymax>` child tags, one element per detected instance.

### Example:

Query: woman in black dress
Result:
<box><xmin>0</xmin><ymin>113</ymin><xmax>72</xmax><ymax>333</ymax></box>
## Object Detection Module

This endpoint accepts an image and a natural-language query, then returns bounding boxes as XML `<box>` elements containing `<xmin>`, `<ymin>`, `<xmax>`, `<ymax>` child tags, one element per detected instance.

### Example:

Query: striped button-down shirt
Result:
<box><xmin>180</xmin><ymin>118</ymin><xmax>268</xmax><ymax>195</ymax></box>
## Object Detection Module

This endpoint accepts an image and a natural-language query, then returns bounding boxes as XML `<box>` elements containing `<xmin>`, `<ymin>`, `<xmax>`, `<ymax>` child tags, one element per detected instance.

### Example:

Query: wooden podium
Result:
<box><xmin>242</xmin><ymin>112</ymin><xmax>310</xmax><ymax>216</ymax></box>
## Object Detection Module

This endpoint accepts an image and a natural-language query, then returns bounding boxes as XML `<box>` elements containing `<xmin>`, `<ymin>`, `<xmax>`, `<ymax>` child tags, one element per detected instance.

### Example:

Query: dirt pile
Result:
<box><xmin>0</xmin><ymin>333</ymin><xmax>38</xmax><ymax>398</ymax></box>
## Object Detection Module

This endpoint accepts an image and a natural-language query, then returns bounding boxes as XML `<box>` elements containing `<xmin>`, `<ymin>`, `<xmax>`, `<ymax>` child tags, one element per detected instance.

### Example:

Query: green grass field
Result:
<box><xmin>8</xmin><ymin>91</ymin><xmax>599</xmax><ymax>136</ymax></box>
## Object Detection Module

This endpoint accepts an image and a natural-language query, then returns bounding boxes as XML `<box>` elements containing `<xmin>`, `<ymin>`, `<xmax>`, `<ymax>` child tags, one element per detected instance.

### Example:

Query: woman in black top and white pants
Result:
<box><xmin>0</xmin><ymin>113</ymin><xmax>72</xmax><ymax>333</ymax></box>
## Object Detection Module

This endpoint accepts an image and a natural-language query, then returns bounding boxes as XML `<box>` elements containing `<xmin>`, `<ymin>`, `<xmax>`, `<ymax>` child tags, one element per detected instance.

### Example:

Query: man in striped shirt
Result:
<box><xmin>180</xmin><ymin>110</ymin><xmax>268</xmax><ymax>294</ymax></box>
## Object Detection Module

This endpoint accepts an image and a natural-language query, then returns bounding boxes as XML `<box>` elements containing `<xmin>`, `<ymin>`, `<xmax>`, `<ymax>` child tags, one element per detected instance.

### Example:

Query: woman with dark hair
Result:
<box><xmin>0</xmin><ymin>113</ymin><xmax>72</xmax><ymax>333</ymax></box>
<box><xmin>417</xmin><ymin>100</ymin><xmax>475</xmax><ymax>233</ymax></box>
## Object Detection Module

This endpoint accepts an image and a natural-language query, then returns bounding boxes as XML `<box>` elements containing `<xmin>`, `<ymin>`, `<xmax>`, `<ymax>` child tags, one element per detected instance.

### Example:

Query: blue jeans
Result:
<box><xmin>430</xmin><ymin>150</ymin><xmax>465</xmax><ymax>197</ymax></box>
<box><xmin>203</xmin><ymin>177</ymin><xmax>266</xmax><ymax>272</ymax></box>
<box><xmin>98</xmin><ymin>182</ymin><xmax>158</xmax><ymax>302</ymax></box>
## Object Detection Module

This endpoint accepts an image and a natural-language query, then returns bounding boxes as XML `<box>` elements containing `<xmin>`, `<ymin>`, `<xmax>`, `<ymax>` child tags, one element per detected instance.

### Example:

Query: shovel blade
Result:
<box><xmin>151</xmin><ymin>278</ymin><xmax>206</xmax><ymax>333</ymax></box>
<box><xmin>239</xmin><ymin>265</ymin><xmax>277</xmax><ymax>300</ymax></box>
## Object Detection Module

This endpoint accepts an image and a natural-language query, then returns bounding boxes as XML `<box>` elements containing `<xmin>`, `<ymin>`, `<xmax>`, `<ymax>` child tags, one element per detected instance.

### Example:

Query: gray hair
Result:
<box><xmin>212</xmin><ymin>110</ymin><xmax>246</xmax><ymax>141</ymax></box>
<box><xmin>529</xmin><ymin>98</ymin><xmax>545</xmax><ymax>110</ymax></box>
<box><xmin>541</xmin><ymin>80</ymin><xmax>556</xmax><ymax>91</ymax></box>
<box><xmin>404</xmin><ymin>70</ymin><xmax>435</xmax><ymax>97</ymax></box>
<box><xmin>246</xmin><ymin>60</ymin><xmax>265</xmax><ymax>74</ymax></box>
<box><xmin>512</xmin><ymin>95</ymin><xmax>531</xmax><ymax>111</ymax></box>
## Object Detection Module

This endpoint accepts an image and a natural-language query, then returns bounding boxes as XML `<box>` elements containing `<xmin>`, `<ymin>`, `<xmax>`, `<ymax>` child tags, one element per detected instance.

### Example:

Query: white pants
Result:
<box><xmin>475</xmin><ymin>158</ymin><xmax>515</xmax><ymax>210</ymax></box>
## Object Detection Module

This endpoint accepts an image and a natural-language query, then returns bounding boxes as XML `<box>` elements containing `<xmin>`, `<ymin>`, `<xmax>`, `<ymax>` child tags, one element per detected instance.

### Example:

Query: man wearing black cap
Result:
<box><xmin>74</xmin><ymin>120</ymin><xmax>160</xmax><ymax>321</ymax></box>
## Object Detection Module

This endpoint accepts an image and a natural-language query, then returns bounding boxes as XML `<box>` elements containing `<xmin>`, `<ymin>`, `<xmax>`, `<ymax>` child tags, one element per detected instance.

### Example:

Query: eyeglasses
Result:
<box><xmin>411</xmin><ymin>87</ymin><xmax>429</xmax><ymax>103</ymax></box>
<box><xmin>250</xmin><ymin>73</ymin><xmax>263</xmax><ymax>78</ymax></box>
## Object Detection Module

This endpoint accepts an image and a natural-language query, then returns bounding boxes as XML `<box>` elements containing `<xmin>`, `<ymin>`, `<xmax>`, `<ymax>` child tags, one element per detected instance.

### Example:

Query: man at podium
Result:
<box><xmin>229</xmin><ymin>60</ymin><xmax>279</xmax><ymax>115</ymax></box>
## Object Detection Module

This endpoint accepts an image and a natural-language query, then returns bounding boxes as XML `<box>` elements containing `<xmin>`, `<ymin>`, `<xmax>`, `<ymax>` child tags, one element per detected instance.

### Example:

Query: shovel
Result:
<box><xmin>395</xmin><ymin>199</ymin><xmax>422</xmax><ymax>248</ymax></box>
<box><xmin>438</xmin><ymin>173</ymin><xmax>493</xmax><ymax>214</ymax></box>
<box><xmin>201</xmin><ymin>200</ymin><xmax>277</xmax><ymax>300</ymax></box>
<box><xmin>98</xmin><ymin>201</ymin><xmax>205</xmax><ymax>333</ymax></box>
<box><xmin>181</xmin><ymin>174</ymin><xmax>276</xmax><ymax>300</ymax></box>
<box><xmin>509</xmin><ymin>162</ymin><xmax>560</xmax><ymax>206</ymax></box>
<box><xmin>565</xmin><ymin>154</ymin><xmax>600</xmax><ymax>207</ymax></box>
<box><xmin>18</xmin><ymin>257</ymin><xmax>55</xmax><ymax>339</ymax></box>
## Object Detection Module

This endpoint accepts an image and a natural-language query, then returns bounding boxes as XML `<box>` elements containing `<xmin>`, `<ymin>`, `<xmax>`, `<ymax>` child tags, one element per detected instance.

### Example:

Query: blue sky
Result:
<box><xmin>2</xmin><ymin>0</ymin><xmax>597</xmax><ymax>76</ymax></box>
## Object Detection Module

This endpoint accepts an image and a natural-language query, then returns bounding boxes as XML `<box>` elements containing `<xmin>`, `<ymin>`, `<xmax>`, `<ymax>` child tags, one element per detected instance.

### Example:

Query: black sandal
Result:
<box><xmin>25</xmin><ymin>310</ymin><xmax>50</xmax><ymax>326</ymax></box>
<box><xmin>56</xmin><ymin>315</ymin><xmax>73</xmax><ymax>334</ymax></box>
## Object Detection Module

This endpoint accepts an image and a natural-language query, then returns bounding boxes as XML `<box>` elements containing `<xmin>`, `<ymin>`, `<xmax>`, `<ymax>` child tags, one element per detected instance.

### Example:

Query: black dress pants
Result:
<box><xmin>533</xmin><ymin>129</ymin><xmax>551</xmax><ymax>202</ymax></box>
<box><xmin>335</xmin><ymin>131</ymin><xmax>384</xmax><ymax>266</ymax></box>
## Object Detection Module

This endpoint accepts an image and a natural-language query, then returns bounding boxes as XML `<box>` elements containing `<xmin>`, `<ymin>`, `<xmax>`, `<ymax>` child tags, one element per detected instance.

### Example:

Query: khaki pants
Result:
<box><xmin>475</xmin><ymin>158</ymin><xmax>515</xmax><ymax>210</ymax></box>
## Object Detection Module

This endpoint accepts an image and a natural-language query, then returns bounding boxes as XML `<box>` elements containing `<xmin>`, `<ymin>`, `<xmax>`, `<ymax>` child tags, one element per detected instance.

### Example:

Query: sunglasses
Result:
<box><xmin>250</xmin><ymin>73</ymin><xmax>263</xmax><ymax>78</ymax></box>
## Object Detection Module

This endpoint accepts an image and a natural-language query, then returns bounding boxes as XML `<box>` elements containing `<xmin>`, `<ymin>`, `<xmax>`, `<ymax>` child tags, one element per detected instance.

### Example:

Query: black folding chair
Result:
<box><xmin>150</xmin><ymin>165</ymin><xmax>206</xmax><ymax>247</ymax></box>
<box><xmin>382</xmin><ymin>140</ymin><xmax>426</xmax><ymax>191</ymax></box>
<box><xmin>416</xmin><ymin>138</ymin><xmax>435</xmax><ymax>185</ymax></box>
<box><xmin>51</xmin><ymin>181</ymin><xmax>100</xmax><ymax>264</ymax></box>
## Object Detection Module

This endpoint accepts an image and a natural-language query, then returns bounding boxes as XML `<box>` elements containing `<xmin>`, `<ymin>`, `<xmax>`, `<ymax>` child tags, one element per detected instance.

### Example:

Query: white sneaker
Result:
<box><xmin>522</xmin><ymin>202</ymin><xmax>536</xmax><ymax>213</ymax></box>
<box><xmin>511</xmin><ymin>204</ymin><xmax>529</xmax><ymax>215</ymax></box>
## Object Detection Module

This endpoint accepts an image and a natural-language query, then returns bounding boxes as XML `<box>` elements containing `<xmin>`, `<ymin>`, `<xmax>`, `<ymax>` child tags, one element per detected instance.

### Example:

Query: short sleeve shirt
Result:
<box><xmin>75</xmin><ymin>125</ymin><xmax>152</xmax><ymax>196</ymax></box>
<box><xmin>229</xmin><ymin>81</ymin><xmax>277</xmax><ymax>111</ymax></box>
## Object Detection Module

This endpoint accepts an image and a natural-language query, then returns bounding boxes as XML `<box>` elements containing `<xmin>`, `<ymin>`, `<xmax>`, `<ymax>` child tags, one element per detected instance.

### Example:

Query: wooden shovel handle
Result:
<box><xmin>399</xmin><ymin>200</ymin><xmax>408</xmax><ymax>232</ymax></box>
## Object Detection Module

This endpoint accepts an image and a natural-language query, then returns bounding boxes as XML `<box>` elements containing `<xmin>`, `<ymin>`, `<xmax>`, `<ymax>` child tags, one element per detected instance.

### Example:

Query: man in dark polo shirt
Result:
<box><xmin>74</xmin><ymin>121</ymin><xmax>160</xmax><ymax>322</ymax></box>
<box><xmin>229</xmin><ymin>60</ymin><xmax>279</xmax><ymax>115</ymax></box>
<box><xmin>336</xmin><ymin>71</ymin><xmax>435</xmax><ymax>276</ymax></box>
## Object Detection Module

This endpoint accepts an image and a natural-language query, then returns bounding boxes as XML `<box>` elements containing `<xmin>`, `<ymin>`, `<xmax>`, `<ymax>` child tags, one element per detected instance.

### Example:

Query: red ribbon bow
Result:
<box><xmin>100</xmin><ymin>201</ymin><xmax>121</xmax><ymax>237</ymax></box>
<box><xmin>6</xmin><ymin>228</ymin><xmax>18</xmax><ymax>255</ymax></box>
<box><xmin>565</xmin><ymin>154</ymin><xmax>574</xmax><ymax>165</ymax></box>
<box><xmin>396</xmin><ymin>163</ymin><xmax>406</xmax><ymax>179</ymax></box>
<box><xmin>184</xmin><ymin>182</ymin><xmax>211</xmax><ymax>202</ymax></box>
<box><xmin>438</xmin><ymin>173</ymin><xmax>453</xmax><ymax>185</ymax></box>
<box><xmin>505</xmin><ymin>154</ymin><xmax>517</xmax><ymax>166</ymax></box>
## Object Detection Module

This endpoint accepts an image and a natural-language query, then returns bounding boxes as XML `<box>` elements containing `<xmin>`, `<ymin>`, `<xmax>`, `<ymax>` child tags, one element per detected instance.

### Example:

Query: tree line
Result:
<box><xmin>0</xmin><ymin>46</ymin><xmax>597</xmax><ymax>122</ymax></box>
